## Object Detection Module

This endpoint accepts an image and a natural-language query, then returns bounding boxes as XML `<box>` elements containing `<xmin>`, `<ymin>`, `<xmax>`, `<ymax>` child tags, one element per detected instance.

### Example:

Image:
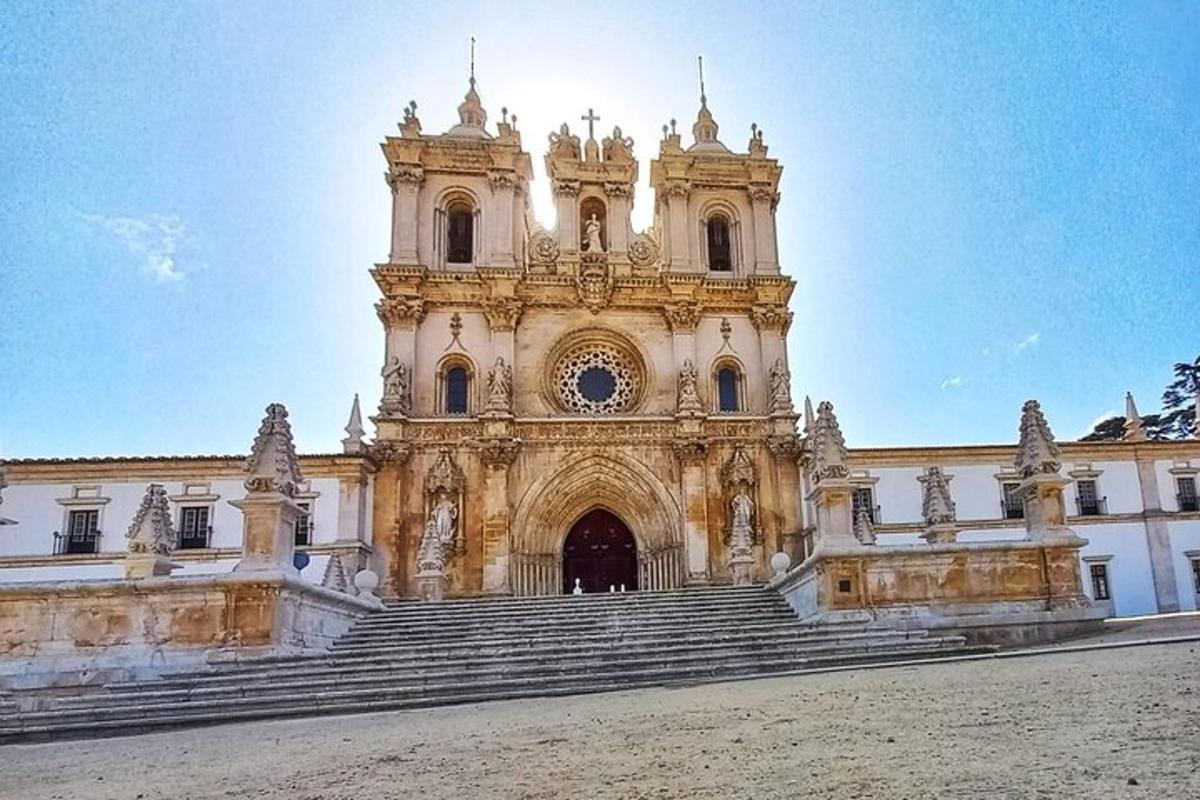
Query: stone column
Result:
<box><xmin>553</xmin><ymin>180</ymin><xmax>580</xmax><ymax>259</ymax></box>
<box><xmin>673</xmin><ymin>438</ymin><xmax>711</xmax><ymax>584</ymax></box>
<box><xmin>368</xmin><ymin>442</ymin><xmax>411</xmax><ymax>597</ymax></box>
<box><xmin>480</xmin><ymin>440</ymin><xmax>519</xmax><ymax>594</ymax></box>
<box><xmin>604</xmin><ymin>184</ymin><xmax>632</xmax><ymax>259</ymax></box>
<box><xmin>488</xmin><ymin>171</ymin><xmax>516</xmax><ymax>268</ymax></box>
<box><xmin>1132</xmin><ymin>447</ymin><xmax>1181</xmax><ymax>612</ymax></box>
<box><xmin>749</xmin><ymin>185</ymin><xmax>779</xmax><ymax>274</ymax></box>
<box><xmin>387</xmin><ymin>167</ymin><xmax>423</xmax><ymax>264</ymax></box>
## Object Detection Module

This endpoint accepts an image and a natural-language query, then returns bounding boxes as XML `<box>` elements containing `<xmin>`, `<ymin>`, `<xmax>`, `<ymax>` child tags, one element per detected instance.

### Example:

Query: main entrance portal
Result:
<box><xmin>561</xmin><ymin>509</ymin><xmax>638</xmax><ymax>594</ymax></box>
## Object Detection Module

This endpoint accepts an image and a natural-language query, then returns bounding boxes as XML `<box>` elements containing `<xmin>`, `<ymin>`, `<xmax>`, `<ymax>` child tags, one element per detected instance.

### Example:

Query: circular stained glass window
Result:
<box><xmin>553</xmin><ymin>341</ymin><xmax>639</xmax><ymax>414</ymax></box>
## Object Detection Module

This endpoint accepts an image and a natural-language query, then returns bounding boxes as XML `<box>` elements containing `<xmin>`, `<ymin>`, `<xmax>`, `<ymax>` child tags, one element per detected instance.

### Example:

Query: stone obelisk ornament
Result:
<box><xmin>232</xmin><ymin>403</ymin><xmax>306</xmax><ymax>575</ymax></box>
<box><xmin>918</xmin><ymin>466</ymin><xmax>958</xmax><ymax>544</ymax></box>
<box><xmin>125</xmin><ymin>483</ymin><xmax>181</xmax><ymax>579</ymax></box>
<box><xmin>1014</xmin><ymin>400</ymin><xmax>1076</xmax><ymax>542</ymax></box>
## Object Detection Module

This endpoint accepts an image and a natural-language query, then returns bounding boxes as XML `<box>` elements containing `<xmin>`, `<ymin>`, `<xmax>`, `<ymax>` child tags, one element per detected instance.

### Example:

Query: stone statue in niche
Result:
<box><xmin>677</xmin><ymin>359</ymin><xmax>703</xmax><ymax>414</ymax></box>
<box><xmin>728</xmin><ymin>492</ymin><xmax>756</xmax><ymax>585</ymax></box>
<box><xmin>768</xmin><ymin>358</ymin><xmax>794</xmax><ymax>414</ymax></box>
<box><xmin>381</xmin><ymin>356</ymin><xmax>411</xmax><ymax>413</ymax></box>
<box><xmin>731</xmin><ymin>492</ymin><xmax>754</xmax><ymax>537</ymax></box>
<box><xmin>583</xmin><ymin>213</ymin><xmax>604</xmax><ymax>253</ymax></box>
<box><xmin>487</xmin><ymin>356</ymin><xmax>513</xmax><ymax>412</ymax></box>
<box><xmin>430</xmin><ymin>497</ymin><xmax>458</xmax><ymax>553</ymax></box>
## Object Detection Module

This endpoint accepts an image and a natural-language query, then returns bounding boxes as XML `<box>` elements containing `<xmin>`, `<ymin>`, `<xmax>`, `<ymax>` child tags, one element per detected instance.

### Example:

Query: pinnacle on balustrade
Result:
<box><xmin>920</xmin><ymin>467</ymin><xmax>957</xmax><ymax>526</ymax></box>
<box><xmin>810</xmin><ymin>400</ymin><xmax>849</xmax><ymax>483</ymax></box>
<box><xmin>853</xmin><ymin>507</ymin><xmax>877</xmax><ymax>545</ymax></box>
<box><xmin>126</xmin><ymin>483</ymin><xmax>177</xmax><ymax>557</ymax></box>
<box><xmin>1123</xmin><ymin>391</ymin><xmax>1147</xmax><ymax>442</ymax></box>
<box><xmin>1015</xmin><ymin>399</ymin><xmax>1062</xmax><ymax>478</ymax></box>
<box><xmin>243</xmin><ymin>403</ymin><xmax>303</xmax><ymax>497</ymax></box>
<box><xmin>342</xmin><ymin>394</ymin><xmax>367</xmax><ymax>454</ymax></box>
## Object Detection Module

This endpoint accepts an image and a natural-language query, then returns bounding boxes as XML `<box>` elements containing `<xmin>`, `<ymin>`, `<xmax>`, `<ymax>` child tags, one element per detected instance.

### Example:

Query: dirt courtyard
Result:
<box><xmin>1</xmin><ymin>638</ymin><xmax>1197</xmax><ymax>800</ymax></box>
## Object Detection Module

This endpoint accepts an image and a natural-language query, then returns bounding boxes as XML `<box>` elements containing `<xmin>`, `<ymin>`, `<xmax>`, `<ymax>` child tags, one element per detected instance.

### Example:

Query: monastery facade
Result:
<box><xmin>2</xmin><ymin>77</ymin><xmax>1199</xmax><ymax>620</ymax></box>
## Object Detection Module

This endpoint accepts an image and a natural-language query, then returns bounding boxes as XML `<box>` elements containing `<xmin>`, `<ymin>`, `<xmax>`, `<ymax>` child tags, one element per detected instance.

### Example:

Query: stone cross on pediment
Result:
<box><xmin>581</xmin><ymin>108</ymin><xmax>601</xmax><ymax>141</ymax></box>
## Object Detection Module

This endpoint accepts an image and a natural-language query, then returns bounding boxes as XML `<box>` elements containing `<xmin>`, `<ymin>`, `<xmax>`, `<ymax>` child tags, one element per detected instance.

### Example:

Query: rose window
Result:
<box><xmin>553</xmin><ymin>343</ymin><xmax>639</xmax><ymax>414</ymax></box>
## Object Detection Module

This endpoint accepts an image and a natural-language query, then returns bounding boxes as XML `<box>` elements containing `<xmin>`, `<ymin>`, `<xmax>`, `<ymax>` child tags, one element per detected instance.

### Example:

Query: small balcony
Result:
<box><xmin>178</xmin><ymin>525</ymin><xmax>213</xmax><ymax>550</ymax></box>
<box><xmin>1075</xmin><ymin>496</ymin><xmax>1108</xmax><ymax>517</ymax></box>
<box><xmin>1178</xmin><ymin>493</ymin><xmax>1199</xmax><ymax>513</ymax></box>
<box><xmin>1001</xmin><ymin>500</ymin><xmax>1025</xmax><ymax>520</ymax></box>
<box><xmin>53</xmin><ymin>529</ymin><xmax>102</xmax><ymax>555</ymax></box>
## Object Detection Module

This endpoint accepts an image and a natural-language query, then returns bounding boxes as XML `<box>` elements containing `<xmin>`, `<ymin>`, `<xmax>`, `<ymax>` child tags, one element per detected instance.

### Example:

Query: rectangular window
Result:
<box><xmin>294</xmin><ymin>502</ymin><xmax>312</xmax><ymax>547</ymax></box>
<box><xmin>1001</xmin><ymin>482</ymin><xmax>1024</xmax><ymax>520</ymax></box>
<box><xmin>1192</xmin><ymin>558</ymin><xmax>1200</xmax><ymax>595</ymax></box>
<box><xmin>178</xmin><ymin>506</ymin><xmax>210</xmax><ymax>550</ymax></box>
<box><xmin>1076</xmin><ymin>480</ymin><xmax>1104</xmax><ymax>516</ymax></box>
<box><xmin>1089</xmin><ymin>563</ymin><xmax>1111</xmax><ymax>601</ymax></box>
<box><xmin>851</xmin><ymin>487</ymin><xmax>877</xmax><ymax>524</ymax></box>
<box><xmin>1177</xmin><ymin>477</ymin><xmax>1198</xmax><ymax>513</ymax></box>
<box><xmin>61</xmin><ymin>509</ymin><xmax>100</xmax><ymax>554</ymax></box>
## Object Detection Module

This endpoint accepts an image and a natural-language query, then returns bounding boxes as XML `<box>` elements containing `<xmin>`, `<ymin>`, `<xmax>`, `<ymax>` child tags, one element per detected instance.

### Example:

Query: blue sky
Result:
<box><xmin>1</xmin><ymin>1</ymin><xmax>1197</xmax><ymax>457</ymax></box>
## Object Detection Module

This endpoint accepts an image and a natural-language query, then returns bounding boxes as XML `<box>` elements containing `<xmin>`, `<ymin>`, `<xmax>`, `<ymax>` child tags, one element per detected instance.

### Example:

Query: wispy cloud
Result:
<box><xmin>940</xmin><ymin>376</ymin><xmax>966</xmax><ymax>389</ymax></box>
<box><xmin>82</xmin><ymin>213</ymin><xmax>188</xmax><ymax>282</ymax></box>
<box><xmin>1015</xmin><ymin>332</ymin><xmax>1041</xmax><ymax>352</ymax></box>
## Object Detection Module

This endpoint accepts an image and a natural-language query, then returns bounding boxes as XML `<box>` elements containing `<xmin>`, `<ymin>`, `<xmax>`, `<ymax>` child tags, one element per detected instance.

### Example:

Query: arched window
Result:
<box><xmin>445</xmin><ymin>366</ymin><xmax>470</xmax><ymax>414</ymax></box>
<box><xmin>717</xmin><ymin>367</ymin><xmax>740</xmax><ymax>412</ymax></box>
<box><xmin>707</xmin><ymin>215</ymin><xmax>732</xmax><ymax>271</ymax></box>
<box><xmin>446</xmin><ymin>202</ymin><xmax>473</xmax><ymax>264</ymax></box>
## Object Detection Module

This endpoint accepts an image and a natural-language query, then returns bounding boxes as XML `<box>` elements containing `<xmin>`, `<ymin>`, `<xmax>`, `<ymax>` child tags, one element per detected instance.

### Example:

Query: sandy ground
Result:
<box><xmin>1</xmin><ymin>629</ymin><xmax>1198</xmax><ymax>799</ymax></box>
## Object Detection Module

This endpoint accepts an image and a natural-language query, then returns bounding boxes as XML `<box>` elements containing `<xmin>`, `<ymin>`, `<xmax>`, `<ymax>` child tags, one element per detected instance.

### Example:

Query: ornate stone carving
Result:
<box><xmin>321</xmin><ymin>553</ymin><xmax>349</xmax><ymax>593</ymax></box>
<box><xmin>768</xmin><ymin>358</ymin><xmax>794</xmax><ymax>415</ymax></box>
<box><xmin>766</xmin><ymin>434</ymin><xmax>800</xmax><ymax>459</ymax></box>
<box><xmin>671</xmin><ymin>436</ymin><xmax>708</xmax><ymax>463</ymax></box>
<box><xmin>126</xmin><ymin>484</ymin><xmax>177</xmax><ymax>557</ymax></box>
<box><xmin>628</xmin><ymin>233</ymin><xmax>658</xmax><ymax>268</ymax></box>
<box><xmin>375</xmin><ymin>297</ymin><xmax>426</xmax><ymax>329</ymax></box>
<box><xmin>603</xmin><ymin>182</ymin><xmax>632</xmax><ymax>198</ymax></box>
<box><xmin>482</xmin><ymin>297</ymin><xmax>523</xmax><ymax>332</ymax></box>
<box><xmin>919</xmin><ymin>466</ymin><xmax>958</xmax><ymax>544</ymax></box>
<box><xmin>529</xmin><ymin>230</ymin><xmax>560</xmax><ymax>269</ymax></box>
<box><xmin>399</xmin><ymin>100</ymin><xmax>421</xmax><ymax>136</ymax></box>
<box><xmin>663</xmin><ymin>301</ymin><xmax>700</xmax><ymax>333</ymax></box>
<box><xmin>369</xmin><ymin>440</ymin><xmax>412</xmax><ymax>464</ymax></box>
<box><xmin>677</xmin><ymin>359</ymin><xmax>704</xmax><ymax>415</ymax></box>
<box><xmin>1016</xmin><ymin>400</ymin><xmax>1062</xmax><ymax>478</ymax></box>
<box><xmin>486</xmin><ymin>357</ymin><xmax>513</xmax><ymax>413</ymax></box>
<box><xmin>425</xmin><ymin>447</ymin><xmax>465</xmax><ymax>499</ymax></box>
<box><xmin>721</xmin><ymin>444</ymin><xmax>758</xmax><ymax>490</ymax></box>
<box><xmin>809</xmin><ymin>401</ymin><xmax>849</xmax><ymax>483</ymax></box>
<box><xmin>576</xmin><ymin>253</ymin><xmax>613</xmax><ymax>312</ymax></box>
<box><xmin>601</xmin><ymin>126</ymin><xmax>635</xmax><ymax>163</ymax></box>
<box><xmin>552</xmin><ymin>338</ymin><xmax>639</xmax><ymax>414</ymax></box>
<box><xmin>853</xmin><ymin>507</ymin><xmax>877</xmax><ymax>545</ymax></box>
<box><xmin>243</xmin><ymin>404</ymin><xmax>303</xmax><ymax>496</ymax></box>
<box><xmin>420</xmin><ymin>447</ymin><xmax>464</xmax><ymax>578</ymax></box>
<box><xmin>552</xmin><ymin>178</ymin><xmax>580</xmax><ymax>197</ymax></box>
<box><xmin>748</xmin><ymin>185</ymin><xmax>779</xmax><ymax>205</ymax></box>
<box><xmin>479</xmin><ymin>437</ymin><xmax>521</xmax><ymax>467</ymax></box>
<box><xmin>487</xmin><ymin>170</ymin><xmax>516</xmax><ymax>191</ymax></box>
<box><xmin>386</xmin><ymin>165</ymin><xmax>424</xmax><ymax>190</ymax></box>
<box><xmin>380</xmin><ymin>357</ymin><xmax>412</xmax><ymax>416</ymax></box>
<box><xmin>663</xmin><ymin>179</ymin><xmax>690</xmax><ymax>199</ymax></box>
<box><xmin>547</xmin><ymin>123</ymin><xmax>582</xmax><ymax>161</ymax></box>
<box><xmin>750</xmin><ymin>304</ymin><xmax>792</xmax><ymax>333</ymax></box>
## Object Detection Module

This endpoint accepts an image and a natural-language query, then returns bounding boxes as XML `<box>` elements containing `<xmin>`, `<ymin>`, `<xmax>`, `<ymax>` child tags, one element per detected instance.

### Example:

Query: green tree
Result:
<box><xmin>1081</xmin><ymin>355</ymin><xmax>1198</xmax><ymax>441</ymax></box>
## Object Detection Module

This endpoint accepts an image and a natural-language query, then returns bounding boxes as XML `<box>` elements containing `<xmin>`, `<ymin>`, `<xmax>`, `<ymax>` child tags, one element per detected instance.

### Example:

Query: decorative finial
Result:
<box><xmin>662</xmin><ymin>123</ymin><xmax>669</xmax><ymax>140</ymax></box>
<box><xmin>126</xmin><ymin>484</ymin><xmax>177</xmax><ymax>557</ymax></box>
<box><xmin>581</xmin><ymin>107</ymin><xmax>601</xmax><ymax>141</ymax></box>
<box><xmin>1123</xmin><ymin>391</ymin><xmax>1147</xmax><ymax>442</ymax></box>
<box><xmin>469</xmin><ymin>35</ymin><xmax>476</xmax><ymax>88</ymax></box>
<box><xmin>244</xmin><ymin>403</ymin><xmax>304</xmax><ymax>496</ymax></box>
<box><xmin>342</xmin><ymin>394</ymin><xmax>367</xmax><ymax>454</ymax></box>
<box><xmin>920</xmin><ymin>467</ymin><xmax>957</xmax><ymax>526</ymax></box>
<box><xmin>1015</xmin><ymin>400</ymin><xmax>1062</xmax><ymax>478</ymax></box>
<box><xmin>501</xmin><ymin>106</ymin><xmax>508</xmax><ymax>123</ymax></box>
<box><xmin>804</xmin><ymin>395</ymin><xmax>816</xmax><ymax>433</ymax></box>
<box><xmin>810</xmin><ymin>401</ymin><xmax>849</xmax><ymax>483</ymax></box>
<box><xmin>670</xmin><ymin>118</ymin><xmax>677</xmax><ymax>135</ymax></box>
<box><xmin>698</xmin><ymin>55</ymin><xmax>707</xmax><ymax>106</ymax></box>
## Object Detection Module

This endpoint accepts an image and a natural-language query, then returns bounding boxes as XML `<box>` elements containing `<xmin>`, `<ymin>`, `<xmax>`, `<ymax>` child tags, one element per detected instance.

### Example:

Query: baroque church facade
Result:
<box><xmin>2</xmin><ymin>76</ymin><xmax>1200</xmax><ymax>620</ymax></box>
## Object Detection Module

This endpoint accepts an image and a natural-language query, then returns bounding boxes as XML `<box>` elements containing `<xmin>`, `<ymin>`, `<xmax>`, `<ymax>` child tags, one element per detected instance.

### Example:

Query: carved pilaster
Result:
<box><xmin>375</xmin><ymin>297</ymin><xmax>427</xmax><ymax>330</ymax></box>
<box><xmin>552</xmin><ymin>178</ymin><xmax>580</xmax><ymax>197</ymax></box>
<box><xmin>369</xmin><ymin>440</ymin><xmax>412</xmax><ymax>465</ymax></box>
<box><xmin>671</xmin><ymin>436</ymin><xmax>708</xmax><ymax>463</ymax></box>
<box><xmin>487</xmin><ymin>170</ymin><xmax>517</xmax><ymax>191</ymax></box>
<box><xmin>603</xmin><ymin>182</ymin><xmax>632</xmax><ymax>198</ymax></box>
<box><xmin>479</xmin><ymin>437</ymin><xmax>521</xmax><ymax>468</ymax></box>
<box><xmin>663</xmin><ymin>180</ymin><xmax>691</xmax><ymax>198</ymax></box>
<box><xmin>482</xmin><ymin>297</ymin><xmax>524</xmax><ymax>332</ymax></box>
<box><xmin>663</xmin><ymin>301</ymin><xmax>701</xmax><ymax>333</ymax></box>
<box><xmin>386</xmin><ymin>165</ymin><xmax>425</xmax><ymax>191</ymax></box>
<box><xmin>750</xmin><ymin>304</ymin><xmax>792</xmax><ymax>334</ymax></box>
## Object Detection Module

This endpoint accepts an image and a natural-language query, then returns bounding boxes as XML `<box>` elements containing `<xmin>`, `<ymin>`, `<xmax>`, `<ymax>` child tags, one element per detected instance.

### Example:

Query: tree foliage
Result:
<box><xmin>1082</xmin><ymin>355</ymin><xmax>1198</xmax><ymax>441</ymax></box>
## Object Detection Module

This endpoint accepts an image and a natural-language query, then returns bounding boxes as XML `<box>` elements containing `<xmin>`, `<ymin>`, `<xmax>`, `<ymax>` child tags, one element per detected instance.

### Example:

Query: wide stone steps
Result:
<box><xmin>0</xmin><ymin>587</ymin><xmax>984</xmax><ymax>742</ymax></box>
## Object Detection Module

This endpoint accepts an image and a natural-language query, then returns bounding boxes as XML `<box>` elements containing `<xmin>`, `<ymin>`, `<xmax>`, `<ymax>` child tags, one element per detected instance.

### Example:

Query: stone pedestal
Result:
<box><xmin>807</xmin><ymin>477</ymin><xmax>859</xmax><ymax>551</ymax></box>
<box><xmin>124</xmin><ymin>553</ymin><xmax>180</xmax><ymax>580</ymax></box>
<box><xmin>416</xmin><ymin>570</ymin><xmax>448</xmax><ymax>602</ymax></box>
<box><xmin>231</xmin><ymin>492</ymin><xmax>302</xmax><ymax>576</ymax></box>
<box><xmin>1018</xmin><ymin>472</ymin><xmax>1078</xmax><ymax>542</ymax></box>
<box><xmin>729</xmin><ymin>551</ymin><xmax>755</xmax><ymax>586</ymax></box>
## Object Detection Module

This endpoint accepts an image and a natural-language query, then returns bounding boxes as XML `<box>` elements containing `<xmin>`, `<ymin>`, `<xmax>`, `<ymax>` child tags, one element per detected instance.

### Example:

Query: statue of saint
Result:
<box><xmin>583</xmin><ymin>213</ymin><xmax>604</xmax><ymax>253</ymax></box>
<box><xmin>487</xmin><ymin>357</ymin><xmax>512</xmax><ymax>411</ymax></box>
<box><xmin>730</xmin><ymin>492</ymin><xmax>755</xmax><ymax>552</ymax></box>
<box><xmin>678</xmin><ymin>359</ymin><xmax>702</xmax><ymax>412</ymax></box>
<box><xmin>769</xmin><ymin>358</ymin><xmax>793</xmax><ymax>413</ymax></box>
<box><xmin>381</xmin><ymin>357</ymin><xmax>409</xmax><ymax>410</ymax></box>
<box><xmin>430</xmin><ymin>497</ymin><xmax>458</xmax><ymax>550</ymax></box>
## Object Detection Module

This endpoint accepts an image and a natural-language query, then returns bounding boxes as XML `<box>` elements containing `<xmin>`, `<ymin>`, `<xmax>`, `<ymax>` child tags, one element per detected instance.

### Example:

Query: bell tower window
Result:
<box><xmin>707</xmin><ymin>215</ymin><xmax>732</xmax><ymax>271</ymax></box>
<box><xmin>715</xmin><ymin>364</ymin><xmax>742</xmax><ymax>412</ymax></box>
<box><xmin>445</xmin><ymin>366</ymin><xmax>470</xmax><ymax>414</ymax></box>
<box><xmin>447</xmin><ymin>202</ymin><xmax>474</xmax><ymax>264</ymax></box>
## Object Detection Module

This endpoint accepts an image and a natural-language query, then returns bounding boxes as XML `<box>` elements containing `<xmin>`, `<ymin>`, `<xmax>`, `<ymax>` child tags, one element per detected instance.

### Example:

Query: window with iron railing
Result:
<box><xmin>1191</xmin><ymin>558</ymin><xmax>1200</xmax><ymax>595</ymax></box>
<box><xmin>1075</xmin><ymin>480</ymin><xmax>1107</xmax><ymax>516</ymax></box>
<box><xmin>1177</xmin><ymin>477</ymin><xmax>1198</xmax><ymax>513</ymax></box>
<box><xmin>294</xmin><ymin>502</ymin><xmax>313</xmax><ymax>547</ymax></box>
<box><xmin>55</xmin><ymin>509</ymin><xmax>101</xmax><ymax>554</ymax></box>
<box><xmin>1001</xmin><ymin>482</ymin><xmax>1024</xmax><ymax>520</ymax></box>
<box><xmin>178</xmin><ymin>506</ymin><xmax>212</xmax><ymax>549</ymax></box>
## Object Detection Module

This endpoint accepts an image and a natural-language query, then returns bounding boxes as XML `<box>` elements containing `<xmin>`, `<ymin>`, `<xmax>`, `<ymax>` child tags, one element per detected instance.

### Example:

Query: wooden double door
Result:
<box><xmin>561</xmin><ymin>509</ymin><xmax>639</xmax><ymax>595</ymax></box>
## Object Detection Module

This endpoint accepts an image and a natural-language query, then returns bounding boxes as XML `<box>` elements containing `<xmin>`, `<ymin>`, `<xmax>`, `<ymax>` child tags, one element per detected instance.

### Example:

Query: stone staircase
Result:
<box><xmin>0</xmin><ymin>586</ymin><xmax>984</xmax><ymax>742</ymax></box>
